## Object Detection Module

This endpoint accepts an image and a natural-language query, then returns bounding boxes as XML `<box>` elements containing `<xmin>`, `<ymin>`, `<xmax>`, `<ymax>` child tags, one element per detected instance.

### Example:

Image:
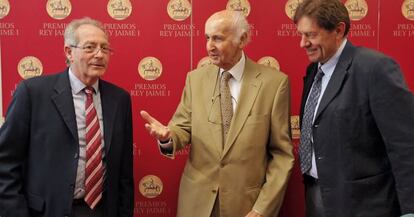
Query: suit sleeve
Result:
<box><xmin>369</xmin><ymin>56</ymin><xmax>414</xmax><ymax>213</ymax></box>
<box><xmin>253</xmin><ymin>76</ymin><xmax>295</xmax><ymax>216</ymax></box>
<box><xmin>0</xmin><ymin>82</ymin><xmax>31</xmax><ymax>217</ymax></box>
<box><xmin>118</xmin><ymin>94</ymin><xmax>134</xmax><ymax>217</ymax></box>
<box><xmin>163</xmin><ymin>73</ymin><xmax>192</xmax><ymax>159</ymax></box>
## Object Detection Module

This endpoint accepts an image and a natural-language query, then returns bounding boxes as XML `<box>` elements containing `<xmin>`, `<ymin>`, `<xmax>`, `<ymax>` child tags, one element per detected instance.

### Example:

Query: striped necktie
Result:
<box><xmin>84</xmin><ymin>86</ymin><xmax>104</xmax><ymax>209</ymax></box>
<box><xmin>299</xmin><ymin>68</ymin><xmax>324</xmax><ymax>174</ymax></box>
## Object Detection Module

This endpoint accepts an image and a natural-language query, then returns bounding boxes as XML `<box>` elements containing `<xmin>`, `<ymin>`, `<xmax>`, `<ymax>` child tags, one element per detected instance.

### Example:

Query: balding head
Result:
<box><xmin>206</xmin><ymin>10</ymin><xmax>251</xmax><ymax>45</ymax></box>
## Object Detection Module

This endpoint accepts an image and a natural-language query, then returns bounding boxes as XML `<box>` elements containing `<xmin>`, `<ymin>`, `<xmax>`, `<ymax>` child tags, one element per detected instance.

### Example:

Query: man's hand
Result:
<box><xmin>140</xmin><ymin>110</ymin><xmax>171</xmax><ymax>142</ymax></box>
<box><xmin>245</xmin><ymin>210</ymin><xmax>263</xmax><ymax>217</ymax></box>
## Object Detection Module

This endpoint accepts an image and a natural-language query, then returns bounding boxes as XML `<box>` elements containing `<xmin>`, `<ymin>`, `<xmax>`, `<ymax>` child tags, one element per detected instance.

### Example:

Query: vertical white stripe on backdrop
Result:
<box><xmin>0</xmin><ymin>41</ymin><xmax>4</xmax><ymax>126</ymax></box>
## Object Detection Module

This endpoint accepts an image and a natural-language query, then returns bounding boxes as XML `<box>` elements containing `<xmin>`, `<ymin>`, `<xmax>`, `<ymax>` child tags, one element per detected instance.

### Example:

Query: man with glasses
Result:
<box><xmin>141</xmin><ymin>10</ymin><xmax>294</xmax><ymax>217</ymax></box>
<box><xmin>0</xmin><ymin>17</ymin><xmax>133</xmax><ymax>217</ymax></box>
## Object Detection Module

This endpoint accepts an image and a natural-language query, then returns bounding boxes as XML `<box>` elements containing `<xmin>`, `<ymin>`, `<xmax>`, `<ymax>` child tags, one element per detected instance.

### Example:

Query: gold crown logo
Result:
<box><xmin>138</xmin><ymin>57</ymin><xmax>163</xmax><ymax>81</ymax></box>
<box><xmin>107</xmin><ymin>0</ymin><xmax>132</xmax><ymax>20</ymax></box>
<box><xmin>17</xmin><ymin>56</ymin><xmax>43</xmax><ymax>79</ymax></box>
<box><xmin>285</xmin><ymin>0</ymin><xmax>303</xmax><ymax>20</ymax></box>
<box><xmin>226</xmin><ymin>0</ymin><xmax>251</xmax><ymax>17</ymax></box>
<box><xmin>167</xmin><ymin>0</ymin><xmax>192</xmax><ymax>21</ymax></box>
<box><xmin>291</xmin><ymin>115</ymin><xmax>300</xmax><ymax>139</ymax></box>
<box><xmin>46</xmin><ymin>0</ymin><xmax>71</xmax><ymax>20</ymax></box>
<box><xmin>345</xmin><ymin>0</ymin><xmax>368</xmax><ymax>21</ymax></box>
<box><xmin>0</xmin><ymin>0</ymin><xmax>10</xmax><ymax>19</ymax></box>
<box><xmin>139</xmin><ymin>175</ymin><xmax>163</xmax><ymax>199</ymax></box>
<box><xmin>258</xmin><ymin>56</ymin><xmax>280</xmax><ymax>71</ymax></box>
<box><xmin>402</xmin><ymin>0</ymin><xmax>414</xmax><ymax>21</ymax></box>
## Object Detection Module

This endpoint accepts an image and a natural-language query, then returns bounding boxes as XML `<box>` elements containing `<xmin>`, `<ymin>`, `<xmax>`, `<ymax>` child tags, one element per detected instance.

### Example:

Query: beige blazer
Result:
<box><xmin>164</xmin><ymin>58</ymin><xmax>294</xmax><ymax>217</ymax></box>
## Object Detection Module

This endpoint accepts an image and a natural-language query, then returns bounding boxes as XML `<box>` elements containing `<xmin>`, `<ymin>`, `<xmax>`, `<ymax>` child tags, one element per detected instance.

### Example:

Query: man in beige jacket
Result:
<box><xmin>141</xmin><ymin>10</ymin><xmax>294</xmax><ymax>217</ymax></box>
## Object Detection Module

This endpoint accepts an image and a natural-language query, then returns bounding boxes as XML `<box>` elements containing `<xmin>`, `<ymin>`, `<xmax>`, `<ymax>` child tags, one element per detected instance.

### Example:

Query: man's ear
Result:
<box><xmin>239</xmin><ymin>32</ymin><xmax>248</xmax><ymax>49</ymax></box>
<box><xmin>64</xmin><ymin>46</ymin><xmax>73</xmax><ymax>63</ymax></box>
<box><xmin>336</xmin><ymin>22</ymin><xmax>346</xmax><ymax>38</ymax></box>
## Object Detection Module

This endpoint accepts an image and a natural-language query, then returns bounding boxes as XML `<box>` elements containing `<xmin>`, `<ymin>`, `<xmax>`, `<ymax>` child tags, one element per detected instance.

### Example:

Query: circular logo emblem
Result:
<box><xmin>46</xmin><ymin>0</ymin><xmax>72</xmax><ymax>20</ymax></box>
<box><xmin>138</xmin><ymin>175</ymin><xmax>163</xmax><ymax>198</ymax></box>
<box><xmin>138</xmin><ymin>57</ymin><xmax>163</xmax><ymax>81</ymax></box>
<box><xmin>402</xmin><ymin>0</ymin><xmax>414</xmax><ymax>21</ymax></box>
<box><xmin>17</xmin><ymin>56</ymin><xmax>43</xmax><ymax>79</ymax></box>
<box><xmin>345</xmin><ymin>0</ymin><xmax>368</xmax><ymax>21</ymax></box>
<box><xmin>257</xmin><ymin>56</ymin><xmax>280</xmax><ymax>71</ymax></box>
<box><xmin>290</xmin><ymin>115</ymin><xmax>300</xmax><ymax>139</ymax></box>
<box><xmin>167</xmin><ymin>0</ymin><xmax>192</xmax><ymax>21</ymax></box>
<box><xmin>0</xmin><ymin>0</ymin><xmax>10</xmax><ymax>19</ymax></box>
<box><xmin>197</xmin><ymin>56</ymin><xmax>214</xmax><ymax>69</ymax></box>
<box><xmin>107</xmin><ymin>0</ymin><xmax>132</xmax><ymax>20</ymax></box>
<box><xmin>226</xmin><ymin>0</ymin><xmax>251</xmax><ymax>17</ymax></box>
<box><xmin>285</xmin><ymin>0</ymin><xmax>303</xmax><ymax>20</ymax></box>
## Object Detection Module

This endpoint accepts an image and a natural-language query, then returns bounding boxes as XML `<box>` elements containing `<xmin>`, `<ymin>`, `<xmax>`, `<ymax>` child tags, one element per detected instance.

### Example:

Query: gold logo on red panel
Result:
<box><xmin>402</xmin><ymin>0</ymin><xmax>414</xmax><ymax>21</ymax></box>
<box><xmin>345</xmin><ymin>0</ymin><xmax>368</xmax><ymax>21</ymax></box>
<box><xmin>291</xmin><ymin>115</ymin><xmax>300</xmax><ymax>139</ymax></box>
<box><xmin>139</xmin><ymin>175</ymin><xmax>163</xmax><ymax>198</ymax></box>
<box><xmin>46</xmin><ymin>0</ymin><xmax>71</xmax><ymax>20</ymax></box>
<box><xmin>226</xmin><ymin>0</ymin><xmax>251</xmax><ymax>17</ymax></box>
<box><xmin>285</xmin><ymin>0</ymin><xmax>303</xmax><ymax>20</ymax></box>
<box><xmin>258</xmin><ymin>56</ymin><xmax>280</xmax><ymax>71</ymax></box>
<box><xmin>167</xmin><ymin>0</ymin><xmax>192</xmax><ymax>21</ymax></box>
<box><xmin>0</xmin><ymin>0</ymin><xmax>10</xmax><ymax>19</ymax></box>
<box><xmin>138</xmin><ymin>57</ymin><xmax>163</xmax><ymax>81</ymax></box>
<box><xmin>197</xmin><ymin>56</ymin><xmax>213</xmax><ymax>69</ymax></box>
<box><xmin>107</xmin><ymin>0</ymin><xmax>132</xmax><ymax>20</ymax></box>
<box><xmin>17</xmin><ymin>56</ymin><xmax>43</xmax><ymax>79</ymax></box>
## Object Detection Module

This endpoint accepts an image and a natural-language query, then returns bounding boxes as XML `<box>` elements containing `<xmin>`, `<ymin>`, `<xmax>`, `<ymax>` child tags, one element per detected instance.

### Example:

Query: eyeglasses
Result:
<box><xmin>70</xmin><ymin>44</ymin><xmax>114</xmax><ymax>55</ymax></box>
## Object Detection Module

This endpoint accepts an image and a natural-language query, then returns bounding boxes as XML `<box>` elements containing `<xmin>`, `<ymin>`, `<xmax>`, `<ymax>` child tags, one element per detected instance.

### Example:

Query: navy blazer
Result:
<box><xmin>300</xmin><ymin>41</ymin><xmax>414</xmax><ymax>216</ymax></box>
<box><xmin>0</xmin><ymin>69</ymin><xmax>134</xmax><ymax>217</ymax></box>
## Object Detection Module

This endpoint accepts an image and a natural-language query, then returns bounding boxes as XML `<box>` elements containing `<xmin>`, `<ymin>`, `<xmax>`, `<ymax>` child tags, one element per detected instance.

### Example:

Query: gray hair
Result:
<box><xmin>207</xmin><ymin>10</ymin><xmax>251</xmax><ymax>45</ymax></box>
<box><xmin>64</xmin><ymin>17</ymin><xmax>107</xmax><ymax>46</ymax></box>
<box><xmin>230</xmin><ymin>11</ymin><xmax>251</xmax><ymax>45</ymax></box>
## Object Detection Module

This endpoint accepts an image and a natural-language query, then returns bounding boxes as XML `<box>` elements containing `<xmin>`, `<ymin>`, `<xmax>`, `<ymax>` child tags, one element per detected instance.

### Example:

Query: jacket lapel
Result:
<box><xmin>300</xmin><ymin>64</ymin><xmax>318</xmax><ymax>126</ymax></box>
<box><xmin>222</xmin><ymin>58</ymin><xmax>262</xmax><ymax>158</ymax></box>
<box><xmin>314</xmin><ymin>41</ymin><xmax>354</xmax><ymax>121</ymax></box>
<box><xmin>203</xmin><ymin>64</ymin><xmax>224</xmax><ymax>156</ymax></box>
<box><xmin>100</xmin><ymin>80</ymin><xmax>118</xmax><ymax>155</ymax></box>
<box><xmin>51</xmin><ymin>69</ymin><xmax>78</xmax><ymax>142</ymax></box>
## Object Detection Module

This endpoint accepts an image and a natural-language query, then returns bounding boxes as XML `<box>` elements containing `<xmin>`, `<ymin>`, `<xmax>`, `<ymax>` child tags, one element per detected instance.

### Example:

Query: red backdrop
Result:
<box><xmin>0</xmin><ymin>0</ymin><xmax>413</xmax><ymax>216</ymax></box>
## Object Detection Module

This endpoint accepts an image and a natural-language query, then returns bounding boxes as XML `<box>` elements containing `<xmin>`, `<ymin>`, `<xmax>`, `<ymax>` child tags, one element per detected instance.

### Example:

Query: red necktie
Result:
<box><xmin>84</xmin><ymin>87</ymin><xmax>104</xmax><ymax>209</ymax></box>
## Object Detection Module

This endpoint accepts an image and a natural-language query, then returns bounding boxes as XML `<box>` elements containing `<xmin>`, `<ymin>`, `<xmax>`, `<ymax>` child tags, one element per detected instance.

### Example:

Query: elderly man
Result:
<box><xmin>141</xmin><ymin>10</ymin><xmax>294</xmax><ymax>217</ymax></box>
<box><xmin>294</xmin><ymin>0</ymin><xmax>414</xmax><ymax>216</ymax></box>
<box><xmin>0</xmin><ymin>17</ymin><xmax>134</xmax><ymax>217</ymax></box>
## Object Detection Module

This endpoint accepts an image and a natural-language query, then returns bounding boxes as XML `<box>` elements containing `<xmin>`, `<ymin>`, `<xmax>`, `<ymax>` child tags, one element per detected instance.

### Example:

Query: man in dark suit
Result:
<box><xmin>0</xmin><ymin>17</ymin><xmax>133</xmax><ymax>217</ymax></box>
<box><xmin>294</xmin><ymin>0</ymin><xmax>414</xmax><ymax>216</ymax></box>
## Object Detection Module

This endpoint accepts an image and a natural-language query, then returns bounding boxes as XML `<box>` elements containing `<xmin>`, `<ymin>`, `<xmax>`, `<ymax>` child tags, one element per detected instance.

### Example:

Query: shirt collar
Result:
<box><xmin>319</xmin><ymin>39</ymin><xmax>347</xmax><ymax>77</ymax></box>
<box><xmin>68</xmin><ymin>68</ymin><xmax>100</xmax><ymax>95</ymax></box>
<box><xmin>219</xmin><ymin>51</ymin><xmax>245</xmax><ymax>82</ymax></box>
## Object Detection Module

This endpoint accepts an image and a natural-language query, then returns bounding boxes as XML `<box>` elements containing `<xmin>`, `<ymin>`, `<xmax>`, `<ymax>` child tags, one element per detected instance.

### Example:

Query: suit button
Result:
<box><xmin>220</xmin><ymin>163</ymin><xmax>225</xmax><ymax>168</ymax></box>
<box><xmin>317</xmin><ymin>156</ymin><xmax>324</xmax><ymax>160</ymax></box>
<box><xmin>314</xmin><ymin>124</ymin><xmax>319</xmax><ymax>128</ymax></box>
<box><xmin>212</xmin><ymin>190</ymin><xmax>217</xmax><ymax>193</ymax></box>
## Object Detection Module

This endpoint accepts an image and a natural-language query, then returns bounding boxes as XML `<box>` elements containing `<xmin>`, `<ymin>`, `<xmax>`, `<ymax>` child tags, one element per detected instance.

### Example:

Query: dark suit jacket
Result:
<box><xmin>0</xmin><ymin>69</ymin><xmax>134</xmax><ymax>217</ymax></box>
<box><xmin>300</xmin><ymin>41</ymin><xmax>414</xmax><ymax>216</ymax></box>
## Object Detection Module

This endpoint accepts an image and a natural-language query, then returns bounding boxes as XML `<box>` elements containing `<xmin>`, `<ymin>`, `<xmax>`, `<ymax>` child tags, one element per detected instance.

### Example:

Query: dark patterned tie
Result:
<box><xmin>299</xmin><ymin>68</ymin><xmax>324</xmax><ymax>174</ymax></box>
<box><xmin>220</xmin><ymin>71</ymin><xmax>233</xmax><ymax>146</ymax></box>
<box><xmin>83</xmin><ymin>87</ymin><xmax>104</xmax><ymax>209</ymax></box>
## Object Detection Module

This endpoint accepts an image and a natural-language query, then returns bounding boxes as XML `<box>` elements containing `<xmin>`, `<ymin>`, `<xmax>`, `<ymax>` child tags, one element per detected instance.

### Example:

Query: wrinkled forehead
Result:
<box><xmin>76</xmin><ymin>24</ymin><xmax>109</xmax><ymax>44</ymax></box>
<box><xmin>205</xmin><ymin>17</ymin><xmax>234</xmax><ymax>35</ymax></box>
